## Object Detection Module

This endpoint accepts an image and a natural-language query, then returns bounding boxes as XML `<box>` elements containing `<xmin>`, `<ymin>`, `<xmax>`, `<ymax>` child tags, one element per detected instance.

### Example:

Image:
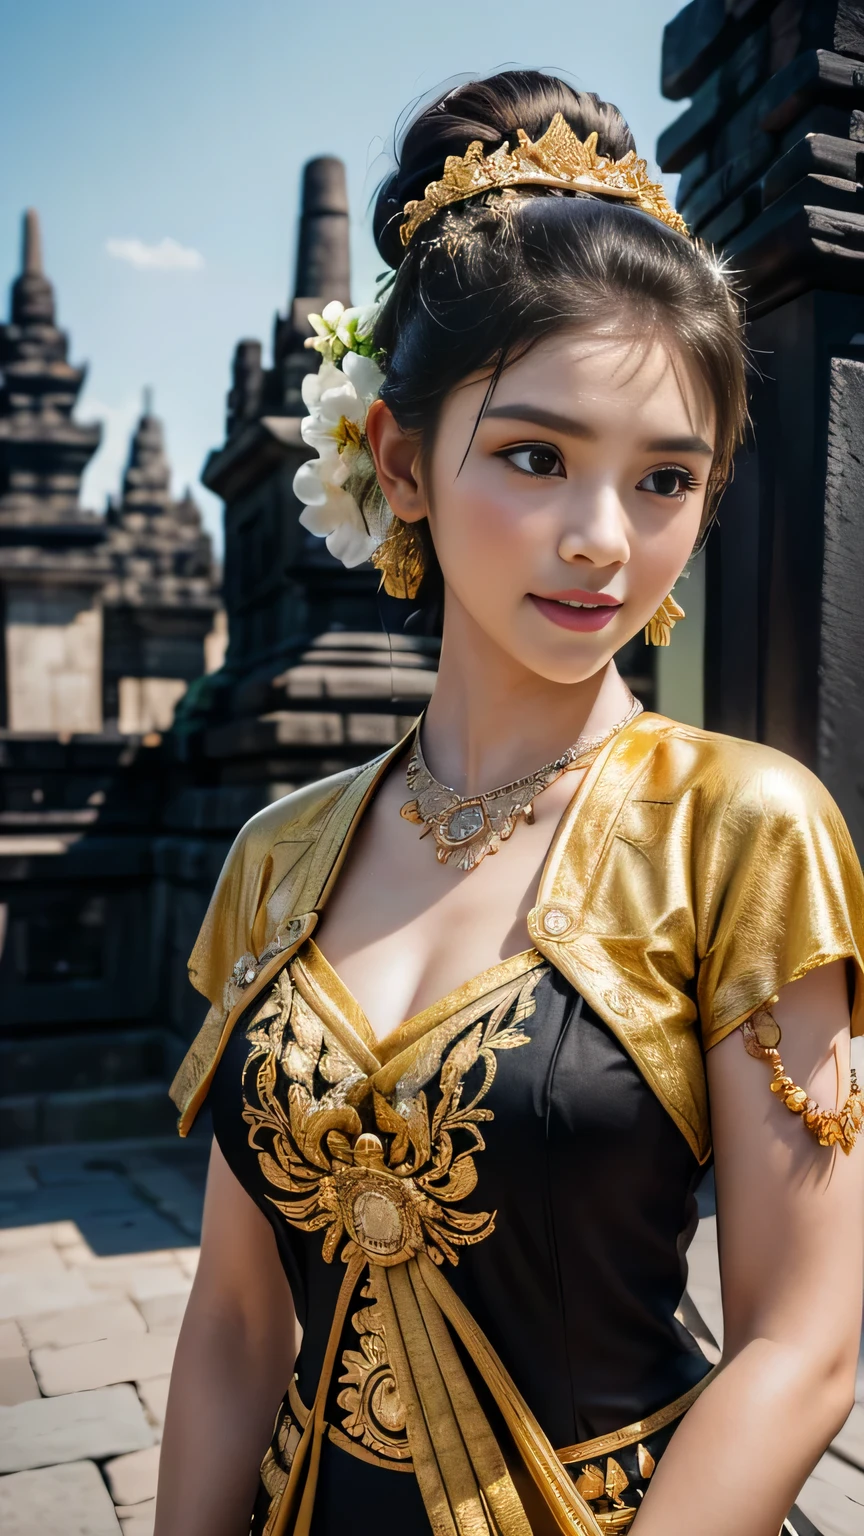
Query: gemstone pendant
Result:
<box><xmin>431</xmin><ymin>798</ymin><xmax>498</xmax><ymax>869</ymax></box>
<box><xmin>443</xmin><ymin>802</ymin><xmax>486</xmax><ymax>843</ymax></box>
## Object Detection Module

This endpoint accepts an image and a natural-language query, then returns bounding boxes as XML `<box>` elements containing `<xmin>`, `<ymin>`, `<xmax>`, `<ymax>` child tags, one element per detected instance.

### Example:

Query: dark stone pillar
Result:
<box><xmin>293</xmin><ymin>157</ymin><xmax>351</xmax><ymax>307</ymax></box>
<box><xmin>660</xmin><ymin>0</ymin><xmax>864</xmax><ymax>849</ymax></box>
<box><xmin>226</xmin><ymin>341</ymin><xmax>263</xmax><ymax>435</ymax></box>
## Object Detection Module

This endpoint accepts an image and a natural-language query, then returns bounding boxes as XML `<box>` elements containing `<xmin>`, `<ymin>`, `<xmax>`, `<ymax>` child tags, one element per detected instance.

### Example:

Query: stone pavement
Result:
<box><xmin>0</xmin><ymin>1135</ymin><xmax>208</xmax><ymax>1536</ymax></box>
<box><xmin>0</xmin><ymin>1141</ymin><xmax>861</xmax><ymax>1535</ymax></box>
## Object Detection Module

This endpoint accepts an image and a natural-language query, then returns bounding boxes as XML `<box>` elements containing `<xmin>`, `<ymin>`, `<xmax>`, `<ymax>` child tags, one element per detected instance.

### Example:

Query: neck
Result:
<box><xmin>421</xmin><ymin>596</ymin><xmax>636</xmax><ymax>794</ymax></box>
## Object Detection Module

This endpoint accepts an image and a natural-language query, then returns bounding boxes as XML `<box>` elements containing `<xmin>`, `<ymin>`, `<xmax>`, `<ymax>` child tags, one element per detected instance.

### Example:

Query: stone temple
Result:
<box><xmin>0</xmin><ymin>209</ymin><xmax>105</xmax><ymax>734</ymax></box>
<box><xmin>0</xmin><ymin>165</ymin><xmax>442</xmax><ymax>1146</ymax></box>
<box><xmin>0</xmin><ymin>211</ymin><xmax>222</xmax><ymax>1145</ymax></box>
<box><xmin>103</xmin><ymin>392</ymin><xmax>224</xmax><ymax>735</ymax></box>
<box><xmin>0</xmin><ymin>210</ymin><xmax>222</xmax><ymax>736</ymax></box>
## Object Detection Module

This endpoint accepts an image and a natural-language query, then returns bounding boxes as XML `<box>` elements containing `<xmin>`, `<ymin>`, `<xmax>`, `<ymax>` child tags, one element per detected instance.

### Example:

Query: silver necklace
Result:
<box><xmin>400</xmin><ymin>695</ymin><xmax>642</xmax><ymax>871</ymax></box>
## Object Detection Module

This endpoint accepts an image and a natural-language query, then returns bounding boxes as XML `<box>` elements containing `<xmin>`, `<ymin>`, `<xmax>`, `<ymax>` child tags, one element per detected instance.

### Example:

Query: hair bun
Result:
<box><xmin>373</xmin><ymin>69</ymin><xmax>636</xmax><ymax>269</ymax></box>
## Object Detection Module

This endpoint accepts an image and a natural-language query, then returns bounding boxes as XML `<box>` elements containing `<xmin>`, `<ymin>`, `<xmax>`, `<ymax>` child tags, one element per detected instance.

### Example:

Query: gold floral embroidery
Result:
<box><xmin>241</xmin><ymin>959</ymin><xmax>549</xmax><ymax>1510</ymax></box>
<box><xmin>575</xmin><ymin>1464</ymin><xmax>605</xmax><ymax>1501</ymax></box>
<box><xmin>636</xmin><ymin>1442</ymin><xmax>655</xmax><ymax>1479</ymax></box>
<box><xmin>337</xmin><ymin>1280</ymin><xmax>411</xmax><ymax>1460</ymax></box>
<box><xmin>574</xmin><ymin>1457</ymin><xmax>636</xmax><ymax>1532</ymax></box>
<box><xmin>245</xmin><ymin>969</ymin><xmax>294</xmax><ymax>1054</ymax></box>
<box><xmin>259</xmin><ymin>1404</ymin><xmax>302</xmax><ymax>1536</ymax></box>
<box><xmin>241</xmin><ymin>967</ymin><xmax>542</xmax><ymax>1269</ymax></box>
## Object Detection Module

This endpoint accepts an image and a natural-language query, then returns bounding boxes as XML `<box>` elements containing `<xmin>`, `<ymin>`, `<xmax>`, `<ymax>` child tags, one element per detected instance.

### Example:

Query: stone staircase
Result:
<box><xmin>0</xmin><ymin>1029</ymin><xmax>178</xmax><ymax>1149</ymax></box>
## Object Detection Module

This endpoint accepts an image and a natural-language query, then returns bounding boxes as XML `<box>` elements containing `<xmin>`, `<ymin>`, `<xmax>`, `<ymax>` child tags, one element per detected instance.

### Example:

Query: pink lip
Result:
<box><xmin>540</xmin><ymin>587</ymin><xmax>621</xmax><ymax>605</ymax></box>
<box><xmin>529</xmin><ymin>591</ymin><xmax>622</xmax><ymax>632</ymax></box>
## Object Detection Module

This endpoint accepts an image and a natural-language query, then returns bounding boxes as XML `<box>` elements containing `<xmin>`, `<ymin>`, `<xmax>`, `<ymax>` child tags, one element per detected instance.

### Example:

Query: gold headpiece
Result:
<box><xmin>399</xmin><ymin>111</ymin><xmax>688</xmax><ymax>247</ymax></box>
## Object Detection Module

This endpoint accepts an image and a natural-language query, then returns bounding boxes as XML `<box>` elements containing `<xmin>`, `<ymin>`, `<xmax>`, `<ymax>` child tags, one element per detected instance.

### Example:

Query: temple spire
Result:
<box><xmin>293</xmin><ymin>157</ymin><xmax>350</xmax><ymax>305</ymax></box>
<box><xmin>10</xmin><ymin>207</ymin><xmax>55</xmax><ymax>326</ymax></box>
<box><xmin>121</xmin><ymin>393</ymin><xmax>171</xmax><ymax>515</ymax></box>
<box><xmin>1</xmin><ymin>209</ymin><xmax>100</xmax><ymax>517</ymax></box>
<box><xmin>213</xmin><ymin>155</ymin><xmax>352</xmax><ymax>425</ymax></box>
<box><xmin>22</xmin><ymin>209</ymin><xmax>43</xmax><ymax>275</ymax></box>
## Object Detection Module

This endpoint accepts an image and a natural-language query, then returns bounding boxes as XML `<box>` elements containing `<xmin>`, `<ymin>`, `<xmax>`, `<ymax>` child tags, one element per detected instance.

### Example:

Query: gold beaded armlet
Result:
<box><xmin>741</xmin><ymin>1007</ymin><xmax>864</xmax><ymax>1154</ymax></box>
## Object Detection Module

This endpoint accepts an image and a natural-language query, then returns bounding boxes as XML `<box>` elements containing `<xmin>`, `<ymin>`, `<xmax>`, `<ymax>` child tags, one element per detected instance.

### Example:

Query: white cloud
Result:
<box><xmin>105</xmin><ymin>235</ymin><xmax>204</xmax><ymax>271</ymax></box>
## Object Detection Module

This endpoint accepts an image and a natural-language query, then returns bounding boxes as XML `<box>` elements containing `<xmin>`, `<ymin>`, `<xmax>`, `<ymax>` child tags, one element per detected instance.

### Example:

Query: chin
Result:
<box><xmin>533</xmin><ymin>657</ymin><xmax>617</xmax><ymax>686</ymax></box>
<box><xmin>502</xmin><ymin>631</ymin><xmax>620</xmax><ymax>686</ymax></box>
<box><xmin>502</xmin><ymin>616</ymin><xmax>622</xmax><ymax>683</ymax></box>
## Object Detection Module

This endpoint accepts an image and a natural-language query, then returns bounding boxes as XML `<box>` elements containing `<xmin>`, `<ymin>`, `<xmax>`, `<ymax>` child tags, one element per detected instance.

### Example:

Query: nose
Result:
<box><xmin>557</xmin><ymin>483</ymin><xmax>630</xmax><ymax>569</ymax></box>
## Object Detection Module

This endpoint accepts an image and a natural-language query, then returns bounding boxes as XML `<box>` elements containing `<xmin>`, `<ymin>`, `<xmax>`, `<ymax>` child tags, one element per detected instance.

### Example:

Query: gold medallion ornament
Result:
<box><xmin>400</xmin><ymin>696</ymin><xmax>643</xmax><ymax>871</ymax></box>
<box><xmin>399</xmin><ymin>112</ymin><xmax>689</xmax><ymax>248</ymax></box>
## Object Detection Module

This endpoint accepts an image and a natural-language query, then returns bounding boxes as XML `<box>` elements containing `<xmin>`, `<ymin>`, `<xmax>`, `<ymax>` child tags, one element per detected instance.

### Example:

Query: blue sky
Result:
<box><xmin>0</xmin><ymin>0</ymin><xmax>684</xmax><ymax>552</ymax></box>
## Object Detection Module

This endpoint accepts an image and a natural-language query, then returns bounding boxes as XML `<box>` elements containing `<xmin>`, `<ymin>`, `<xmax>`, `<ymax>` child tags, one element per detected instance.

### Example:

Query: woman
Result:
<box><xmin>154</xmin><ymin>72</ymin><xmax>864</xmax><ymax>1536</ymax></box>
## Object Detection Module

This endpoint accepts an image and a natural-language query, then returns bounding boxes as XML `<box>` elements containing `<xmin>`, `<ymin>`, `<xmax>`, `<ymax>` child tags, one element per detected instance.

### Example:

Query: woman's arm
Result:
<box><xmin>154</xmin><ymin>1138</ymin><xmax>298</xmax><ymax>1536</ymax></box>
<box><xmin>634</xmin><ymin>959</ymin><xmax>864</xmax><ymax>1535</ymax></box>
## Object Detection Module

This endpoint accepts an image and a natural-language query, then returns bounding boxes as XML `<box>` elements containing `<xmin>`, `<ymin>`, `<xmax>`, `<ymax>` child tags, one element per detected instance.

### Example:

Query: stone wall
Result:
<box><xmin>660</xmin><ymin>0</ymin><xmax>864</xmax><ymax>851</ymax></box>
<box><xmin>5</xmin><ymin>590</ymin><xmax>102</xmax><ymax>735</ymax></box>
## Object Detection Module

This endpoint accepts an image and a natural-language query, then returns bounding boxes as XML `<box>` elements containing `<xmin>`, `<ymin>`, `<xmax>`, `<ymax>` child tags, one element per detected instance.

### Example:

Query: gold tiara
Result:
<box><xmin>399</xmin><ymin>111</ymin><xmax>688</xmax><ymax>247</ymax></box>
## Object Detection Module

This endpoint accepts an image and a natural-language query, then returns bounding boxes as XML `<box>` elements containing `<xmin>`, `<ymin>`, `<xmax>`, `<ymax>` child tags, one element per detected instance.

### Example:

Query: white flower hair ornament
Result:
<box><xmin>293</xmin><ymin>300</ymin><xmax>426</xmax><ymax>598</ymax></box>
<box><xmin>292</xmin><ymin>302</ymin><xmax>388</xmax><ymax>568</ymax></box>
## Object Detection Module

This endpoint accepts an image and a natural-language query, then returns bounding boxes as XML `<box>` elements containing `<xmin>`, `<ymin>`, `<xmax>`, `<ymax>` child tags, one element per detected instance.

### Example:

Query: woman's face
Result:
<box><xmin>381</xmin><ymin>330</ymin><xmax>715</xmax><ymax>684</ymax></box>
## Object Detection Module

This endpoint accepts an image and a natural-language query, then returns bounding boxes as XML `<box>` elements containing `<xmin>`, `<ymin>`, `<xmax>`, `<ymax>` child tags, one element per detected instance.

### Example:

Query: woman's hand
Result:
<box><xmin>154</xmin><ymin>1138</ymin><xmax>298</xmax><ymax>1536</ymax></box>
<box><xmin>634</xmin><ymin>959</ymin><xmax>864</xmax><ymax>1534</ymax></box>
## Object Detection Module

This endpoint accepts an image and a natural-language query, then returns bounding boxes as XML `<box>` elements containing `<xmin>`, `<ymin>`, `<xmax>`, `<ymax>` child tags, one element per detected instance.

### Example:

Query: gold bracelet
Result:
<box><xmin>741</xmin><ymin>1009</ymin><xmax>864</xmax><ymax>1154</ymax></box>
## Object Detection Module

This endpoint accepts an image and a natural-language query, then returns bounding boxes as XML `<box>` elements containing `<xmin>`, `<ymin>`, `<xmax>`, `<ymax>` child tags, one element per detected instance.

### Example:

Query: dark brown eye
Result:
<box><xmin>638</xmin><ymin>467</ymin><xmax>696</xmax><ymax>498</ymax></box>
<box><xmin>506</xmin><ymin>445</ymin><xmax>564</xmax><ymax>478</ymax></box>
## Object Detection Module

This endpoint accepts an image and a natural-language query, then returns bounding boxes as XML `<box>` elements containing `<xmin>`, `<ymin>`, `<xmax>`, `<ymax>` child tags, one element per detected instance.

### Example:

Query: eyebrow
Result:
<box><xmin>483</xmin><ymin>403</ymin><xmax>714</xmax><ymax>456</ymax></box>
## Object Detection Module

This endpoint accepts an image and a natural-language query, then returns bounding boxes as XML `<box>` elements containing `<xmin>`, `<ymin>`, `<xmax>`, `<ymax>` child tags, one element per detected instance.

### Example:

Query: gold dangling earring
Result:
<box><xmin>369</xmin><ymin>518</ymin><xmax>425</xmax><ymax>600</ymax></box>
<box><xmin>645</xmin><ymin>593</ymin><xmax>685</xmax><ymax>646</ymax></box>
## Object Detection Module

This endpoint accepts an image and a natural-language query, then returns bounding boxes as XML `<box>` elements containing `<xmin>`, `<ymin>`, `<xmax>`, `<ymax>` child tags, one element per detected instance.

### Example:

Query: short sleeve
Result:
<box><xmin>186</xmin><ymin>826</ymin><xmax>272</xmax><ymax>1007</ymax></box>
<box><xmin>696</xmin><ymin>753</ymin><xmax>864</xmax><ymax>1051</ymax></box>
<box><xmin>168</xmin><ymin>825</ymin><xmax>272</xmax><ymax>1128</ymax></box>
<box><xmin>169</xmin><ymin>762</ymin><xmax>366</xmax><ymax>1132</ymax></box>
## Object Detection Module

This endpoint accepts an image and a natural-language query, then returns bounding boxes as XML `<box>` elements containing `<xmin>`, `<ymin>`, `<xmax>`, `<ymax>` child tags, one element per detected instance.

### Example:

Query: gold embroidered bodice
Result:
<box><xmin>244</xmin><ymin>944</ymin><xmax>547</xmax><ymax>1491</ymax></box>
<box><xmin>230</xmin><ymin>939</ymin><xmax>617</xmax><ymax>1536</ymax></box>
<box><xmin>242</xmin><ymin>942</ymin><xmax>544</xmax><ymax>1273</ymax></box>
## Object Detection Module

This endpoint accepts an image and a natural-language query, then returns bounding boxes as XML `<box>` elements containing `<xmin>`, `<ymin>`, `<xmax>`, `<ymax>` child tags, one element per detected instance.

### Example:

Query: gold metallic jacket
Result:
<box><xmin>171</xmin><ymin>712</ymin><xmax>864</xmax><ymax>1165</ymax></box>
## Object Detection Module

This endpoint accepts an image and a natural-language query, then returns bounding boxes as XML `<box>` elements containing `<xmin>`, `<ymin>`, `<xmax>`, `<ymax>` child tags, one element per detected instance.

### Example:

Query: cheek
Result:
<box><xmin>628</xmin><ymin>498</ymin><xmax>703</xmax><ymax>588</ymax></box>
<box><xmin>432</xmin><ymin>464</ymin><xmax>545</xmax><ymax>578</ymax></box>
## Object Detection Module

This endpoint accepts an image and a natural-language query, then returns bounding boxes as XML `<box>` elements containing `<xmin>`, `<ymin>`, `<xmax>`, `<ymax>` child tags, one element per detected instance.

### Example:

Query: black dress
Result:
<box><xmin>173</xmin><ymin>713</ymin><xmax>861</xmax><ymax>1536</ymax></box>
<box><xmin>208</xmin><ymin>942</ymin><xmax>730</xmax><ymax>1535</ymax></box>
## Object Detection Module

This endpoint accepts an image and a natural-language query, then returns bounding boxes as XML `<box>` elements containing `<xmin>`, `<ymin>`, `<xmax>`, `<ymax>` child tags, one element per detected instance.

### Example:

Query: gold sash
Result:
<box><xmin>270</xmin><ymin>1251</ymin><xmax>604</xmax><ymax>1536</ymax></box>
<box><xmin>267</xmin><ymin>1253</ymin><xmax>716</xmax><ymax>1536</ymax></box>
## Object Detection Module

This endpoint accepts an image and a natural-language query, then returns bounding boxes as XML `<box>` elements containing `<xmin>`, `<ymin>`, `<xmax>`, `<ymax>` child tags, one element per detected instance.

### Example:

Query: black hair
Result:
<box><xmin>367</xmin><ymin>69</ymin><xmax>747</xmax><ymax>614</ymax></box>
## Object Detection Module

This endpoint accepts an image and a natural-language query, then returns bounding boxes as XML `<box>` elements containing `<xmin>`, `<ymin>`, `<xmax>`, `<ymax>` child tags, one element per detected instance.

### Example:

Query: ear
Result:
<box><xmin>365</xmin><ymin>399</ymin><xmax>428</xmax><ymax>524</ymax></box>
